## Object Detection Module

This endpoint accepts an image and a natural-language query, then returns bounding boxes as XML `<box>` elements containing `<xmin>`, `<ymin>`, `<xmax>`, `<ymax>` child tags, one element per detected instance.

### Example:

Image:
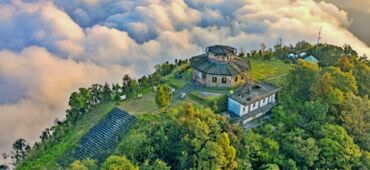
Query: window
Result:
<box><xmin>222</xmin><ymin>77</ymin><xmax>227</xmax><ymax>84</ymax></box>
<box><xmin>235</xmin><ymin>76</ymin><xmax>238</xmax><ymax>82</ymax></box>
<box><xmin>212</xmin><ymin>77</ymin><xmax>217</xmax><ymax>83</ymax></box>
<box><xmin>202</xmin><ymin>73</ymin><xmax>206</xmax><ymax>80</ymax></box>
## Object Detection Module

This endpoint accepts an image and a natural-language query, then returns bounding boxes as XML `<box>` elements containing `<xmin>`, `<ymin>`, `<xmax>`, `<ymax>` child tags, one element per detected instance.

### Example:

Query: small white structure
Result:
<box><xmin>288</xmin><ymin>53</ymin><xmax>297</xmax><ymax>59</ymax></box>
<box><xmin>137</xmin><ymin>94</ymin><xmax>143</xmax><ymax>98</ymax></box>
<box><xmin>171</xmin><ymin>88</ymin><xmax>176</xmax><ymax>94</ymax></box>
<box><xmin>299</xmin><ymin>52</ymin><xmax>307</xmax><ymax>58</ymax></box>
<box><xmin>153</xmin><ymin>86</ymin><xmax>157</xmax><ymax>91</ymax></box>
<box><xmin>120</xmin><ymin>95</ymin><xmax>127</xmax><ymax>101</ymax></box>
<box><xmin>227</xmin><ymin>83</ymin><xmax>280</xmax><ymax>124</ymax></box>
<box><xmin>181</xmin><ymin>93</ymin><xmax>186</xmax><ymax>98</ymax></box>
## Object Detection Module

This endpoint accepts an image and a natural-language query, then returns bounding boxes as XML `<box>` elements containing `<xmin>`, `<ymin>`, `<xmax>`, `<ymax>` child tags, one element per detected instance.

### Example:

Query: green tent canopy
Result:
<box><xmin>304</xmin><ymin>55</ymin><xmax>319</xmax><ymax>63</ymax></box>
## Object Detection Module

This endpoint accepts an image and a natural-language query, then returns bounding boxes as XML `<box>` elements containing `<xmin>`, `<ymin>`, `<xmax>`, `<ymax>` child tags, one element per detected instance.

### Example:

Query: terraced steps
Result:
<box><xmin>58</xmin><ymin>108</ymin><xmax>136</xmax><ymax>166</ymax></box>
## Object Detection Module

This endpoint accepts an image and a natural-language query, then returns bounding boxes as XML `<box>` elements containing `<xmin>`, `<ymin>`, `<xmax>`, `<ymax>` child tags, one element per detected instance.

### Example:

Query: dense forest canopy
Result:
<box><xmin>3</xmin><ymin>41</ymin><xmax>370</xmax><ymax>170</ymax></box>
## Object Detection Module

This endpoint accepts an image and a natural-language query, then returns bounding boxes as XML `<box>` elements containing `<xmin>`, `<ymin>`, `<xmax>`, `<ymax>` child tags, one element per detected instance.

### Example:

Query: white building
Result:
<box><xmin>227</xmin><ymin>83</ymin><xmax>280</xmax><ymax>124</ymax></box>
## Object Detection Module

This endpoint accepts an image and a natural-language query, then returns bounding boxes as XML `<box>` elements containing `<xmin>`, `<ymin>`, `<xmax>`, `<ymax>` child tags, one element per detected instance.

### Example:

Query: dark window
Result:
<box><xmin>235</xmin><ymin>76</ymin><xmax>238</xmax><ymax>82</ymax></box>
<box><xmin>202</xmin><ymin>73</ymin><xmax>206</xmax><ymax>80</ymax></box>
<box><xmin>212</xmin><ymin>77</ymin><xmax>217</xmax><ymax>83</ymax></box>
<box><xmin>222</xmin><ymin>77</ymin><xmax>227</xmax><ymax>84</ymax></box>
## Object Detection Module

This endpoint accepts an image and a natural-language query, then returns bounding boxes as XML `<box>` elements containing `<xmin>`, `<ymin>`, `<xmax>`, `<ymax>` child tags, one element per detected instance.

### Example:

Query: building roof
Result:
<box><xmin>207</xmin><ymin>45</ymin><xmax>236</xmax><ymax>56</ymax></box>
<box><xmin>190</xmin><ymin>54</ymin><xmax>251</xmax><ymax>76</ymax></box>
<box><xmin>304</xmin><ymin>55</ymin><xmax>319</xmax><ymax>63</ymax></box>
<box><xmin>230</xmin><ymin>82</ymin><xmax>281</xmax><ymax>105</ymax></box>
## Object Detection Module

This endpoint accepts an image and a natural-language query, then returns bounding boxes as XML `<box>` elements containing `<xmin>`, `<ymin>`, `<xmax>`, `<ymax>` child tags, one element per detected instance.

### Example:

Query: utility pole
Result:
<box><xmin>219</xmin><ymin>29</ymin><xmax>223</xmax><ymax>45</ymax></box>
<box><xmin>315</xmin><ymin>27</ymin><xmax>322</xmax><ymax>57</ymax></box>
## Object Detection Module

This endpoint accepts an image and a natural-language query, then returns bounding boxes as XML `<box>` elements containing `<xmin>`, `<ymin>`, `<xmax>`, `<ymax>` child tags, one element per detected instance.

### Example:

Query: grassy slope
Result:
<box><xmin>161</xmin><ymin>65</ymin><xmax>192</xmax><ymax>89</ymax></box>
<box><xmin>17</xmin><ymin>102</ymin><xmax>116</xmax><ymax>170</ymax></box>
<box><xmin>249</xmin><ymin>58</ymin><xmax>292</xmax><ymax>86</ymax></box>
<box><xmin>118</xmin><ymin>92</ymin><xmax>158</xmax><ymax>115</ymax></box>
<box><xmin>16</xmin><ymin>59</ymin><xmax>291</xmax><ymax>169</ymax></box>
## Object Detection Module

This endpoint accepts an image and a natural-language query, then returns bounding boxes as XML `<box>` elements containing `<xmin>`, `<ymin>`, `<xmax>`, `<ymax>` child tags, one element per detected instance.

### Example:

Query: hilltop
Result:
<box><xmin>5</xmin><ymin>42</ymin><xmax>370</xmax><ymax>170</ymax></box>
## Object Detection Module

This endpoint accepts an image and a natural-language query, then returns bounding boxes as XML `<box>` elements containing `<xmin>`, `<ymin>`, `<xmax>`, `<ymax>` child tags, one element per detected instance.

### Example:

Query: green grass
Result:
<box><xmin>118</xmin><ymin>92</ymin><xmax>159</xmax><ymax>115</ymax></box>
<box><xmin>17</xmin><ymin>102</ymin><xmax>116</xmax><ymax>170</ymax></box>
<box><xmin>249</xmin><ymin>58</ymin><xmax>292</xmax><ymax>81</ymax></box>
<box><xmin>161</xmin><ymin>65</ymin><xmax>192</xmax><ymax>89</ymax></box>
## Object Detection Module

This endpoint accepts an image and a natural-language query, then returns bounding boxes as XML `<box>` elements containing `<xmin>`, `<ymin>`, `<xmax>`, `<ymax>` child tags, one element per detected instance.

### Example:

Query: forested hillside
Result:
<box><xmin>3</xmin><ymin>42</ymin><xmax>369</xmax><ymax>170</ymax></box>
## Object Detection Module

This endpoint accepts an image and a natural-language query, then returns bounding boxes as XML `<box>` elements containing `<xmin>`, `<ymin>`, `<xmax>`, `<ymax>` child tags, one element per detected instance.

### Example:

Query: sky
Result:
<box><xmin>0</xmin><ymin>0</ymin><xmax>370</xmax><ymax>164</ymax></box>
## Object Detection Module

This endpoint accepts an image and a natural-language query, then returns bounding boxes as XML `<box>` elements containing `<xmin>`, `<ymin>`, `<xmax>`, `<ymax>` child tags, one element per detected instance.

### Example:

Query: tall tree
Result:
<box><xmin>318</xmin><ymin>124</ymin><xmax>362</xmax><ymax>169</ymax></box>
<box><xmin>282</xmin><ymin>134</ymin><xmax>320</xmax><ymax>167</ymax></box>
<box><xmin>155</xmin><ymin>84</ymin><xmax>172</xmax><ymax>108</ymax></box>
<box><xmin>68</xmin><ymin>159</ymin><xmax>97</xmax><ymax>170</ymax></box>
<box><xmin>11</xmin><ymin>138</ymin><xmax>30</xmax><ymax>163</ymax></box>
<box><xmin>353</xmin><ymin>62</ymin><xmax>370</xmax><ymax>96</ymax></box>
<box><xmin>340</xmin><ymin>93</ymin><xmax>370</xmax><ymax>150</ymax></box>
<box><xmin>102</xmin><ymin>82</ymin><xmax>112</xmax><ymax>101</ymax></box>
<box><xmin>140</xmin><ymin>159</ymin><xmax>171</xmax><ymax>170</ymax></box>
<box><xmin>101</xmin><ymin>155</ymin><xmax>138</xmax><ymax>170</ymax></box>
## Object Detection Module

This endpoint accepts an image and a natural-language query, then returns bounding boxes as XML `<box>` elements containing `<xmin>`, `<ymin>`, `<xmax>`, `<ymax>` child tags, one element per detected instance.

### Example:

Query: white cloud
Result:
<box><xmin>0</xmin><ymin>1</ymin><xmax>84</xmax><ymax>56</ymax></box>
<box><xmin>0</xmin><ymin>0</ymin><xmax>370</xmax><ymax>164</ymax></box>
<box><xmin>0</xmin><ymin>47</ymin><xmax>132</xmax><ymax>161</ymax></box>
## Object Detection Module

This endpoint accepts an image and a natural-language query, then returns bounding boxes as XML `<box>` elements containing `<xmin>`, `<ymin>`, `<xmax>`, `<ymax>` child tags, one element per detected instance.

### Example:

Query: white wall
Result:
<box><xmin>269</xmin><ymin>94</ymin><xmax>276</xmax><ymax>103</ymax></box>
<box><xmin>228</xmin><ymin>93</ymin><xmax>277</xmax><ymax>117</ymax></box>
<box><xmin>241</xmin><ymin>105</ymin><xmax>249</xmax><ymax>116</ymax></box>
<box><xmin>260</xmin><ymin>97</ymin><xmax>269</xmax><ymax>107</ymax></box>
<box><xmin>250</xmin><ymin>101</ymin><xmax>259</xmax><ymax>112</ymax></box>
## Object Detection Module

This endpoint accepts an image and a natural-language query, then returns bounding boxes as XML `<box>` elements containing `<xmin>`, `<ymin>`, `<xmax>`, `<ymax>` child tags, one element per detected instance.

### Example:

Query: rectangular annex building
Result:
<box><xmin>227</xmin><ymin>83</ymin><xmax>281</xmax><ymax>124</ymax></box>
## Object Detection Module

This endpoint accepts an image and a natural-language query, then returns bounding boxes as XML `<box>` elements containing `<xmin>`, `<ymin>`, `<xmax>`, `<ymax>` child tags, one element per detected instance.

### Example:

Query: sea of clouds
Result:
<box><xmin>0</xmin><ymin>0</ymin><xmax>369</xmax><ymax>163</ymax></box>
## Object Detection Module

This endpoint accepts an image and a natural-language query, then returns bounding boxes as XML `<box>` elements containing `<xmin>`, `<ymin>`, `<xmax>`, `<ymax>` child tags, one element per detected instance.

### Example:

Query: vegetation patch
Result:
<box><xmin>249</xmin><ymin>58</ymin><xmax>292</xmax><ymax>81</ymax></box>
<box><xmin>161</xmin><ymin>66</ymin><xmax>192</xmax><ymax>89</ymax></box>
<box><xmin>118</xmin><ymin>92</ymin><xmax>159</xmax><ymax>115</ymax></box>
<box><xmin>17</xmin><ymin>102</ymin><xmax>116</xmax><ymax>170</ymax></box>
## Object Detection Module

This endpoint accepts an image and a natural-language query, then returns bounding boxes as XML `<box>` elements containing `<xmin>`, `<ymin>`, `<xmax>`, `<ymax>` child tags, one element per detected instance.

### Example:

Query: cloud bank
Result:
<box><xmin>0</xmin><ymin>0</ymin><xmax>369</xmax><ymax>163</ymax></box>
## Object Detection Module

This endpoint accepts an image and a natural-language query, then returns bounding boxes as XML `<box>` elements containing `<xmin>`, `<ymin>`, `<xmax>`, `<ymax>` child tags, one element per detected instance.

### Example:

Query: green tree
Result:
<box><xmin>300</xmin><ymin>100</ymin><xmax>331</xmax><ymax>132</ymax></box>
<box><xmin>260</xmin><ymin>164</ymin><xmax>280</xmax><ymax>170</ymax></box>
<box><xmin>66</xmin><ymin>87</ymin><xmax>93</xmax><ymax>122</ymax></box>
<box><xmin>116</xmin><ymin>104</ymin><xmax>240</xmax><ymax>169</ymax></box>
<box><xmin>281</xmin><ymin>59</ymin><xmax>320</xmax><ymax>106</ymax></box>
<box><xmin>325</xmin><ymin>67</ymin><xmax>358</xmax><ymax>94</ymax></box>
<box><xmin>282</xmin><ymin>135</ymin><xmax>320</xmax><ymax>167</ymax></box>
<box><xmin>318</xmin><ymin>124</ymin><xmax>362</xmax><ymax>169</ymax></box>
<box><xmin>155</xmin><ymin>84</ymin><xmax>172</xmax><ymax>108</ymax></box>
<box><xmin>360</xmin><ymin>151</ymin><xmax>370</xmax><ymax>170</ymax></box>
<box><xmin>140</xmin><ymin>159</ymin><xmax>170</xmax><ymax>170</ymax></box>
<box><xmin>338</xmin><ymin>56</ymin><xmax>354</xmax><ymax>72</ymax></box>
<box><xmin>68</xmin><ymin>160</ymin><xmax>87</xmax><ymax>170</ymax></box>
<box><xmin>101</xmin><ymin>155</ymin><xmax>138</xmax><ymax>170</ymax></box>
<box><xmin>295</xmin><ymin>41</ymin><xmax>312</xmax><ymax>51</ymax></box>
<box><xmin>353</xmin><ymin>62</ymin><xmax>370</xmax><ymax>96</ymax></box>
<box><xmin>102</xmin><ymin>83</ymin><xmax>112</xmax><ymax>101</ymax></box>
<box><xmin>309</xmin><ymin>72</ymin><xmax>334</xmax><ymax>99</ymax></box>
<box><xmin>244</xmin><ymin>131</ymin><xmax>281</xmax><ymax>168</ymax></box>
<box><xmin>68</xmin><ymin>158</ymin><xmax>97</xmax><ymax>170</ymax></box>
<box><xmin>11</xmin><ymin>138</ymin><xmax>30</xmax><ymax>163</ymax></box>
<box><xmin>340</xmin><ymin>93</ymin><xmax>370</xmax><ymax>150</ymax></box>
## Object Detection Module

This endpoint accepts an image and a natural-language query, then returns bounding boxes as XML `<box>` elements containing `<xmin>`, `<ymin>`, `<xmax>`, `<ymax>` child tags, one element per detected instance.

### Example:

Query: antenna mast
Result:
<box><xmin>315</xmin><ymin>27</ymin><xmax>322</xmax><ymax>57</ymax></box>
<box><xmin>219</xmin><ymin>29</ymin><xmax>222</xmax><ymax>45</ymax></box>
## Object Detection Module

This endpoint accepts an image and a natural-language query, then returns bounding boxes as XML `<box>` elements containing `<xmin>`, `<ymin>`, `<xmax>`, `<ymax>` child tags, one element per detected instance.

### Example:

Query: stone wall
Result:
<box><xmin>192</xmin><ymin>70</ymin><xmax>248</xmax><ymax>88</ymax></box>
